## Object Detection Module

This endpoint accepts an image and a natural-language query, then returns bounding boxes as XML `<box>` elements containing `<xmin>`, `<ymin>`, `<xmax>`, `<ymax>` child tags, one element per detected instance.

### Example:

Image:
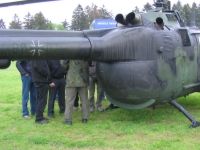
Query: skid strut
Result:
<box><xmin>169</xmin><ymin>100</ymin><xmax>200</xmax><ymax>128</ymax></box>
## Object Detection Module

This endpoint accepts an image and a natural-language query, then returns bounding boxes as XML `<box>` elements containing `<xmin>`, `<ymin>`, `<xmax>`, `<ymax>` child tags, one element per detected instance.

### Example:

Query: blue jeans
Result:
<box><xmin>21</xmin><ymin>75</ymin><xmax>36</xmax><ymax>116</ymax></box>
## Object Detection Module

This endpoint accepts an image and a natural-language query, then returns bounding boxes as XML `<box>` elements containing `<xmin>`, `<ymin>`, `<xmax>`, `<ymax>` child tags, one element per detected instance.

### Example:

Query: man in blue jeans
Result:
<box><xmin>16</xmin><ymin>60</ymin><xmax>36</xmax><ymax>118</ymax></box>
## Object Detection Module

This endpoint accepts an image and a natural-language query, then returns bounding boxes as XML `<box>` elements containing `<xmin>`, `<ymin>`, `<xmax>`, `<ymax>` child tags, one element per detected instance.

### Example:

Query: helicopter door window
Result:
<box><xmin>177</xmin><ymin>29</ymin><xmax>191</xmax><ymax>46</ymax></box>
<box><xmin>166</xmin><ymin>14</ymin><xmax>177</xmax><ymax>22</ymax></box>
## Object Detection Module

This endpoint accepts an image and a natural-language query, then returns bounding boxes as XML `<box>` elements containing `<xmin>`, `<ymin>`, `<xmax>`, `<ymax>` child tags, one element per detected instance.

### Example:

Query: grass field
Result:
<box><xmin>1</xmin><ymin>62</ymin><xmax>200</xmax><ymax>150</ymax></box>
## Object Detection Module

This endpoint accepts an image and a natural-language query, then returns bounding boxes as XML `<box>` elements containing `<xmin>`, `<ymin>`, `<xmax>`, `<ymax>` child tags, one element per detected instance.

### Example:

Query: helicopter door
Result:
<box><xmin>177</xmin><ymin>29</ymin><xmax>198</xmax><ymax>87</ymax></box>
<box><xmin>197</xmin><ymin>34</ymin><xmax>200</xmax><ymax>80</ymax></box>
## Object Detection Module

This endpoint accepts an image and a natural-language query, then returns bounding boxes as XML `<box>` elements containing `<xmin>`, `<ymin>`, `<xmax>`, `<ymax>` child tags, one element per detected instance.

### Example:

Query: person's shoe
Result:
<box><xmin>104</xmin><ymin>104</ymin><xmax>119</xmax><ymax>111</ymax></box>
<box><xmin>48</xmin><ymin>113</ymin><xmax>54</xmax><ymax>118</ymax></box>
<box><xmin>97</xmin><ymin>106</ymin><xmax>104</xmax><ymax>112</ymax></box>
<box><xmin>35</xmin><ymin>118</ymin><xmax>48</xmax><ymax>124</ymax></box>
<box><xmin>64</xmin><ymin>120</ymin><xmax>72</xmax><ymax>125</ymax></box>
<box><xmin>59</xmin><ymin>110</ymin><xmax>65</xmax><ymax>114</ymax></box>
<box><xmin>82</xmin><ymin>119</ymin><xmax>88</xmax><ymax>124</ymax></box>
<box><xmin>23</xmin><ymin>115</ymin><xmax>30</xmax><ymax>119</ymax></box>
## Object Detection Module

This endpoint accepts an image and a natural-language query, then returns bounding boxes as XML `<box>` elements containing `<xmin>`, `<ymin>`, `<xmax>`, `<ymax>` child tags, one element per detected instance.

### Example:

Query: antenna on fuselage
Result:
<box><xmin>153</xmin><ymin>0</ymin><xmax>171</xmax><ymax>11</ymax></box>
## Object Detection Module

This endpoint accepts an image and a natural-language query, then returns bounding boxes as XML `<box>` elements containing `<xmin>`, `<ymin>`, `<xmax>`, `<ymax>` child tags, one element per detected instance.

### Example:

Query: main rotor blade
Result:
<box><xmin>0</xmin><ymin>0</ymin><xmax>61</xmax><ymax>8</ymax></box>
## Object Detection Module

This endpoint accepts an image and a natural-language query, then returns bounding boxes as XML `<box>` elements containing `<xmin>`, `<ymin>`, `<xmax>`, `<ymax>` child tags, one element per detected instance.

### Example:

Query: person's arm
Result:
<box><xmin>32</xmin><ymin>60</ymin><xmax>51</xmax><ymax>78</ymax></box>
<box><xmin>60</xmin><ymin>60</ymin><xmax>69</xmax><ymax>71</ymax></box>
<box><xmin>16</xmin><ymin>60</ymin><xmax>28</xmax><ymax>75</ymax></box>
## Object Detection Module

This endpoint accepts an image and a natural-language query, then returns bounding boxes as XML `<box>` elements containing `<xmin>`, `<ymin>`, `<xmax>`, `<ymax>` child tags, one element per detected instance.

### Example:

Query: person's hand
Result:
<box><xmin>49</xmin><ymin>82</ymin><xmax>55</xmax><ymax>87</ymax></box>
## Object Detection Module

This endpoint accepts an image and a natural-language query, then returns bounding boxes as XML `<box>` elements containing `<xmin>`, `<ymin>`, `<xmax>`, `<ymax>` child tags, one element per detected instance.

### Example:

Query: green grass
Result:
<box><xmin>1</xmin><ymin>62</ymin><xmax>200</xmax><ymax>150</ymax></box>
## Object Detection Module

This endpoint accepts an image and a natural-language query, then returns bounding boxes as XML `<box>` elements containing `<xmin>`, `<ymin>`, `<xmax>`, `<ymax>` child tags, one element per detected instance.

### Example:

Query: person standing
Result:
<box><xmin>47</xmin><ymin>60</ymin><xmax>66</xmax><ymax>117</ymax></box>
<box><xmin>31</xmin><ymin>60</ymin><xmax>51</xmax><ymax>124</ymax></box>
<box><xmin>89</xmin><ymin>61</ymin><xmax>104</xmax><ymax>112</ymax></box>
<box><xmin>16</xmin><ymin>60</ymin><xmax>36</xmax><ymax>118</ymax></box>
<box><xmin>62</xmin><ymin>60</ymin><xmax>89</xmax><ymax>125</ymax></box>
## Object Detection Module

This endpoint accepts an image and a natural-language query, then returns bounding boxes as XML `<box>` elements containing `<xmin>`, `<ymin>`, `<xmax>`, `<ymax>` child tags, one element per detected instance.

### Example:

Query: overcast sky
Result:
<box><xmin>0</xmin><ymin>0</ymin><xmax>199</xmax><ymax>26</ymax></box>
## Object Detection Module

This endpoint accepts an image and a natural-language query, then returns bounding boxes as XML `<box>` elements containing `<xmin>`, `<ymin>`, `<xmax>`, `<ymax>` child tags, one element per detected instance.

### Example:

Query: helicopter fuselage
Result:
<box><xmin>0</xmin><ymin>26</ymin><xmax>200</xmax><ymax>109</ymax></box>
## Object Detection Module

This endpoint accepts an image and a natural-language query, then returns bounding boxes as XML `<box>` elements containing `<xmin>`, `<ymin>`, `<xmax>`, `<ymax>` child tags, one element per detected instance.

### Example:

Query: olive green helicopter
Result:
<box><xmin>0</xmin><ymin>0</ymin><xmax>200</xmax><ymax>127</ymax></box>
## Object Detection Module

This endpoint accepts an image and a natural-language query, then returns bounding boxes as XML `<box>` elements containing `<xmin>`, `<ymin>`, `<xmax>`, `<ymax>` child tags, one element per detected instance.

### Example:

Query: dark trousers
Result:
<box><xmin>35</xmin><ymin>83</ymin><xmax>49</xmax><ymax>121</ymax></box>
<box><xmin>74</xmin><ymin>93</ymin><xmax>79</xmax><ymax>107</ymax></box>
<box><xmin>48</xmin><ymin>78</ymin><xmax>65</xmax><ymax>115</ymax></box>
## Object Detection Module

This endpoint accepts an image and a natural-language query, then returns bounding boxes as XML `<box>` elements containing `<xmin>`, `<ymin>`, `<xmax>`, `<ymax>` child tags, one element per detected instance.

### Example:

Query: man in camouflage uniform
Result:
<box><xmin>63</xmin><ymin>60</ymin><xmax>89</xmax><ymax>125</ymax></box>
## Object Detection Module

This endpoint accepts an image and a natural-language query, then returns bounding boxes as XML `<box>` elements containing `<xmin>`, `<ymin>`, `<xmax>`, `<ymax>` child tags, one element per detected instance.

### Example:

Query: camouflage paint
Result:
<box><xmin>0</xmin><ymin>12</ymin><xmax>200</xmax><ymax>109</ymax></box>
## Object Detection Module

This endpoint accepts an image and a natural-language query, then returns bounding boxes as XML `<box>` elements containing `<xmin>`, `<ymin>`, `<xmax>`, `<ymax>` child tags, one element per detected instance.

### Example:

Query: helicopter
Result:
<box><xmin>0</xmin><ymin>0</ymin><xmax>200</xmax><ymax>127</ymax></box>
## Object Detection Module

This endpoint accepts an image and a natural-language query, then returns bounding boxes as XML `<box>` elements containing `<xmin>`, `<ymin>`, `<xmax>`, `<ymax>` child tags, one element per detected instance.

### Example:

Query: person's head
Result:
<box><xmin>155</xmin><ymin>17</ymin><xmax>164</xmax><ymax>30</ymax></box>
<box><xmin>115</xmin><ymin>14</ymin><xmax>126</xmax><ymax>26</ymax></box>
<box><xmin>125</xmin><ymin>12</ymin><xmax>136</xmax><ymax>25</ymax></box>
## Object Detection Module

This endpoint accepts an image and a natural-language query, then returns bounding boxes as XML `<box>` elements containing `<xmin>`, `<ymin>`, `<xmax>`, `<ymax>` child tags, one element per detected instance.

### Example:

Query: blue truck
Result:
<box><xmin>90</xmin><ymin>18</ymin><xmax>117</xmax><ymax>29</ymax></box>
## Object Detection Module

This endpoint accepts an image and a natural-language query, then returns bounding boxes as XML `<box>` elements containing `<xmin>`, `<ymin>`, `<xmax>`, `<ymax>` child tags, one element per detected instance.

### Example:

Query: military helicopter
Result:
<box><xmin>0</xmin><ymin>0</ymin><xmax>200</xmax><ymax>127</ymax></box>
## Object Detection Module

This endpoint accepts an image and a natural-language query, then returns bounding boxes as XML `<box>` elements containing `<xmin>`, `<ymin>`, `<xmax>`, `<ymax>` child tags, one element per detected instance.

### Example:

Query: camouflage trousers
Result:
<box><xmin>64</xmin><ymin>87</ymin><xmax>89</xmax><ymax>121</ymax></box>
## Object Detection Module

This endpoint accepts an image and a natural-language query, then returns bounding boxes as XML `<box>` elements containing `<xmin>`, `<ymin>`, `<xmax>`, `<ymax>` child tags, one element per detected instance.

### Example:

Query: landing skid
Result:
<box><xmin>169</xmin><ymin>100</ymin><xmax>200</xmax><ymax>128</ymax></box>
<box><xmin>104</xmin><ymin>103</ymin><xmax>119</xmax><ymax>111</ymax></box>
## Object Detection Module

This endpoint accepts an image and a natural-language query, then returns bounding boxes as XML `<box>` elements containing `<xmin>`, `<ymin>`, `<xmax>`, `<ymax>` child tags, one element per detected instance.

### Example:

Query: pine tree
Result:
<box><xmin>134</xmin><ymin>6</ymin><xmax>140</xmax><ymax>13</ymax></box>
<box><xmin>0</xmin><ymin>19</ymin><xmax>6</xmax><ymax>29</ymax></box>
<box><xmin>143</xmin><ymin>2</ymin><xmax>153</xmax><ymax>12</ymax></box>
<box><xmin>191</xmin><ymin>2</ymin><xmax>198</xmax><ymax>27</ymax></box>
<box><xmin>9</xmin><ymin>14</ymin><xmax>22</xmax><ymax>29</ymax></box>
<box><xmin>62</xmin><ymin>19</ymin><xmax>70</xmax><ymax>30</ymax></box>
<box><xmin>172</xmin><ymin>1</ymin><xmax>185</xmax><ymax>24</ymax></box>
<box><xmin>71</xmin><ymin>4</ymin><xmax>88</xmax><ymax>30</ymax></box>
<box><xmin>23</xmin><ymin>12</ymin><xmax>34</xmax><ymax>29</ymax></box>
<box><xmin>182</xmin><ymin>4</ymin><xmax>192</xmax><ymax>26</ymax></box>
<box><xmin>196</xmin><ymin>4</ymin><xmax>200</xmax><ymax>28</ymax></box>
<box><xmin>98</xmin><ymin>5</ymin><xmax>113</xmax><ymax>18</ymax></box>
<box><xmin>31</xmin><ymin>12</ymin><xmax>53</xmax><ymax>30</ymax></box>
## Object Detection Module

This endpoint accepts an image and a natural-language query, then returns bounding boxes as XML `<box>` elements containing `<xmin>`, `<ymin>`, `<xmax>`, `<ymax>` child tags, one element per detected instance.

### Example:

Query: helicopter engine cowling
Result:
<box><xmin>88</xmin><ymin>27</ymin><xmax>181</xmax><ymax>109</ymax></box>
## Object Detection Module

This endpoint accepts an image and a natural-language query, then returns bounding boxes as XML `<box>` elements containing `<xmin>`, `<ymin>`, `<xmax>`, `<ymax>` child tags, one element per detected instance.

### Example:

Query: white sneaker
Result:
<box><xmin>23</xmin><ymin>115</ymin><xmax>30</xmax><ymax>119</ymax></box>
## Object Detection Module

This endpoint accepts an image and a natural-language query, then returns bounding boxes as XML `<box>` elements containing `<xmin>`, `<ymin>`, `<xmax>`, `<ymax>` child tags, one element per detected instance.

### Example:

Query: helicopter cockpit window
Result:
<box><xmin>177</xmin><ymin>29</ymin><xmax>191</xmax><ymax>46</ymax></box>
<box><xmin>165</xmin><ymin>14</ymin><xmax>177</xmax><ymax>22</ymax></box>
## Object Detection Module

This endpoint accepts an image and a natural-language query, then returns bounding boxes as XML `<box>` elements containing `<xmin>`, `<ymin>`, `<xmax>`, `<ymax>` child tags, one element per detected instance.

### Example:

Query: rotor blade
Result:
<box><xmin>0</xmin><ymin>0</ymin><xmax>61</xmax><ymax>8</ymax></box>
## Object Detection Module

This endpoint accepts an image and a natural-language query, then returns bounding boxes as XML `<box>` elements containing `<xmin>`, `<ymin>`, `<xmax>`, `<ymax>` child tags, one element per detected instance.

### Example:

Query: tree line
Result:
<box><xmin>0</xmin><ymin>4</ymin><xmax>112</xmax><ymax>30</ymax></box>
<box><xmin>0</xmin><ymin>1</ymin><xmax>200</xmax><ymax>30</ymax></box>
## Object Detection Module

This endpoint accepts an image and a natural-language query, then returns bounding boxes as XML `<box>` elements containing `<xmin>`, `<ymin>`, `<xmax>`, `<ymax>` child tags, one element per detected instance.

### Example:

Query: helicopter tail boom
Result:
<box><xmin>0</xmin><ymin>29</ymin><xmax>91</xmax><ymax>60</ymax></box>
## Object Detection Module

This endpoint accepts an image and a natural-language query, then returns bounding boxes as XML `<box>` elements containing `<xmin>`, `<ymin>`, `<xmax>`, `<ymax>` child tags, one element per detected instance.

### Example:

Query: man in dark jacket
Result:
<box><xmin>16</xmin><ymin>60</ymin><xmax>36</xmax><ymax>118</ymax></box>
<box><xmin>47</xmin><ymin>60</ymin><xmax>66</xmax><ymax>117</ymax></box>
<box><xmin>31</xmin><ymin>60</ymin><xmax>51</xmax><ymax>124</ymax></box>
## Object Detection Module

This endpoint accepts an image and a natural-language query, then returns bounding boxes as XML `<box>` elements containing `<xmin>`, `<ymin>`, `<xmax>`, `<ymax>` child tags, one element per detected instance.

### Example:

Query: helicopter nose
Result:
<box><xmin>0</xmin><ymin>59</ymin><xmax>11</xmax><ymax>69</ymax></box>
<box><xmin>97</xmin><ymin>60</ymin><xmax>161</xmax><ymax>109</ymax></box>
